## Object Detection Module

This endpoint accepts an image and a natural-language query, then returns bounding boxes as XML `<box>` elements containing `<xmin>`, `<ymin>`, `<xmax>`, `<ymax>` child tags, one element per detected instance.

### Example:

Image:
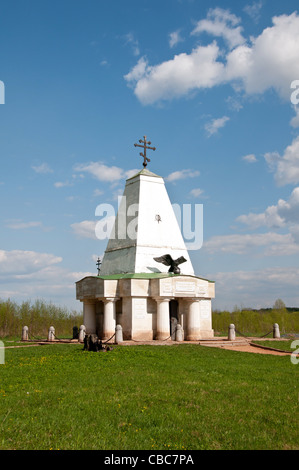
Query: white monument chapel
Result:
<box><xmin>76</xmin><ymin>136</ymin><xmax>215</xmax><ymax>341</ymax></box>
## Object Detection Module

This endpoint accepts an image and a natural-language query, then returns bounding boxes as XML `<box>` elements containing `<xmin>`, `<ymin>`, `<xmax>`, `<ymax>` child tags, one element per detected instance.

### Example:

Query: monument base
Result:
<box><xmin>76</xmin><ymin>273</ymin><xmax>215</xmax><ymax>342</ymax></box>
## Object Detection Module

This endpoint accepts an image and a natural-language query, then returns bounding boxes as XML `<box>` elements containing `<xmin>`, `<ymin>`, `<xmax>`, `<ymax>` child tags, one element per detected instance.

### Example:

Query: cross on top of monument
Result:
<box><xmin>134</xmin><ymin>135</ymin><xmax>156</xmax><ymax>168</ymax></box>
<box><xmin>96</xmin><ymin>257</ymin><xmax>101</xmax><ymax>275</ymax></box>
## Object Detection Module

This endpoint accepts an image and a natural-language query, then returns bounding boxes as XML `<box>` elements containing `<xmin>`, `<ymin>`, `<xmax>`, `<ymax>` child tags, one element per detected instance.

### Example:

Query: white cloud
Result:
<box><xmin>0</xmin><ymin>249</ymin><xmax>92</xmax><ymax>307</ymax></box>
<box><xmin>169</xmin><ymin>30</ymin><xmax>183</xmax><ymax>48</ymax></box>
<box><xmin>264</xmin><ymin>136</ymin><xmax>299</xmax><ymax>186</ymax></box>
<box><xmin>71</xmin><ymin>220</ymin><xmax>97</xmax><ymax>239</ymax></box>
<box><xmin>125</xmin><ymin>168</ymin><xmax>140</xmax><ymax>179</ymax></box>
<box><xmin>123</xmin><ymin>32</ymin><xmax>140</xmax><ymax>56</ymax></box>
<box><xmin>205</xmin><ymin>116</ymin><xmax>230</xmax><ymax>137</ymax></box>
<box><xmin>190</xmin><ymin>188</ymin><xmax>204</xmax><ymax>198</ymax></box>
<box><xmin>6</xmin><ymin>220</ymin><xmax>43</xmax><ymax>230</ymax></box>
<box><xmin>166</xmin><ymin>169</ymin><xmax>200</xmax><ymax>182</ymax></box>
<box><xmin>93</xmin><ymin>189</ymin><xmax>104</xmax><ymax>197</ymax></box>
<box><xmin>243</xmin><ymin>1</ymin><xmax>263</xmax><ymax>23</ymax></box>
<box><xmin>203</xmin><ymin>232</ymin><xmax>297</xmax><ymax>256</ymax></box>
<box><xmin>0</xmin><ymin>250</ymin><xmax>62</xmax><ymax>276</ymax></box>
<box><xmin>32</xmin><ymin>163</ymin><xmax>53</xmax><ymax>174</ymax></box>
<box><xmin>125</xmin><ymin>56</ymin><xmax>148</xmax><ymax>84</ymax></box>
<box><xmin>242</xmin><ymin>154</ymin><xmax>257</xmax><ymax>163</ymax></box>
<box><xmin>125</xmin><ymin>12</ymin><xmax>299</xmax><ymax>105</ymax></box>
<box><xmin>73</xmin><ymin>162</ymin><xmax>137</xmax><ymax>183</ymax></box>
<box><xmin>237</xmin><ymin>186</ymin><xmax>299</xmax><ymax>230</ymax></box>
<box><xmin>225</xmin><ymin>12</ymin><xmax>299</xmax><ymax>99</ymax></box>
<box><xmin>191</xmin><ymin>7</ymin><xmax>245</xmax><ymax>49</ymax></box>
<box><xmin>290</xmin><ymin>106</ymin><xmax>299</xmax><ymax>128</ymax></box>
<box><xmin>124</xmin><ymin>42</ymin><xmax>224</xmax><ymax>105</ymax></box>
<box><xmin>210</xmin><ymin>266</ymin><xmax>299</xmax><ymax>310</ymax></box>
<box><xmin>54</xmin><ymin>181</ymin><xmax>73</xmax><ymax>188</ymax></box>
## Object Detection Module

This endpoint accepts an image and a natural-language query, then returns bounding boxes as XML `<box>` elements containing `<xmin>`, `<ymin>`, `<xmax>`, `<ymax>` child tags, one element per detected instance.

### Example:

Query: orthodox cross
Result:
<box><xmin>96</xmin><ymin>257</ymin><xmax>102</xmax><ymax>275</ymax></box>
<box><xmin>134</xmin><ymin>135</ymin><xmax>156</xmax><ymax>168</ymax></box>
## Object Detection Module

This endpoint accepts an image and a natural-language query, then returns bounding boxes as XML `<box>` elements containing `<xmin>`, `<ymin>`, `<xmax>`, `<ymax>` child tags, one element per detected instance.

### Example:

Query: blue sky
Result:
<box><xmin>1</xmin><ymin>0</ymin><xmax>299</xmax><ymax>311</ymax></box>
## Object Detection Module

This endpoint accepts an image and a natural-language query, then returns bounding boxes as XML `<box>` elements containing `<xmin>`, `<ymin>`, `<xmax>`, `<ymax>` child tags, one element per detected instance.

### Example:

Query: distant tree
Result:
<box><xmin>273</xmin><ymin>299</ymin><xmax>286</xmax><ymax>311</ymax></box>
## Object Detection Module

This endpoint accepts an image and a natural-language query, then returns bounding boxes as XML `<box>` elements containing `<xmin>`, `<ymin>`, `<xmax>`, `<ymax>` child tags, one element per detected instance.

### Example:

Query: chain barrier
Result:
<box><xmin>235</xmin><ymin>328</ymin><xmax>273</xmax><ymax>340</ymax></box>
<box><xmin>102</xmin><ymin>332</ymin><xmax>116</xmax><ymax>344</ymax></box>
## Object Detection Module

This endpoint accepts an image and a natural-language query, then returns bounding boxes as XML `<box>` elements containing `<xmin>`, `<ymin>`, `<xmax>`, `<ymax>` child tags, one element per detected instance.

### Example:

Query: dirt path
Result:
<box><xmin>206</xmin><ymin>342</ymin><xmax>291</xmax><ymax>356</ymax></box>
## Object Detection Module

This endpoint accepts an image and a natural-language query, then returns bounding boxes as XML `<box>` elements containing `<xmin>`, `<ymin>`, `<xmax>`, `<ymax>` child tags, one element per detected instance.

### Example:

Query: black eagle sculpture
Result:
<box><xmin>153</xmin><ymin>254</ymin><xmax>187</xmax><ymax>274</ymax></box>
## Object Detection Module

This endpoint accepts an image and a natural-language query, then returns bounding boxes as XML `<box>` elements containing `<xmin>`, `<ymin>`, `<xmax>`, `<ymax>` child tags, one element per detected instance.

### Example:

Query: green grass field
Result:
<box><xmin>0</xmin><ymin>342</ymin><xmax>298</xmax><ymax>450</ymax></box>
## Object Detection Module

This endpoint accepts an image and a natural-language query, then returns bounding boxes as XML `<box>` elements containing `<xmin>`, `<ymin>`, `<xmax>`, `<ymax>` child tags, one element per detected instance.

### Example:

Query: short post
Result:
<box><xmin>273</xmin><ymin>323</ymin><xmax>280</xmax><ymax>339</ymax></box>
<box><xmin>228</xmin><ymin>324</ymin><xmax>236</xmax><ymax>341</ymax></box>
<box><xmin>79</xmin><ymin>325</ymin><xmax>86</xmax><ymax>343</ymax></box>
<box><xmin>175</xmin><ymin>324</ymin><xmax>183</xmax><ymax>342</ymax></box>
<box><xmin>22</xmin><ymin>326</ymin><xmax>29</xmax><ymax>341</ymax></box>
<box><xmin>115</xmin><ymin>324</ymin><xmax>123</xmax><ymax>344</ymax></box>
<box><xmin>48</xmin><ymin>326</ymin><xmax>55</xmax><ymax>342</ymax></box>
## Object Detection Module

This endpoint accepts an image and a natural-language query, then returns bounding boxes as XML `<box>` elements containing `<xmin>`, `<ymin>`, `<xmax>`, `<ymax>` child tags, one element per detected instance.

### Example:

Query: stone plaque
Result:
<box><xmin>162</xmin><ymin>282</ymin><xmax>173</xmax><ymax>294</ymax></box>
<box><xmin>133</xmin><ymin>298</ymin><xmax>147</xmax><ymax>319</ymax></box>
<box><xmin>200</xmin><ymin>300</ymin><xmax>211</xmax><ymax>319</ymax></box>
<box><xmin>198</xmin><ymin>285</ymin><xmax>208</xmax><ymax>296</ymax></box>
<box><xmin>175</xmin><ymin>281</ymin><xmax>196</xmax><ymax>293</ymax></box>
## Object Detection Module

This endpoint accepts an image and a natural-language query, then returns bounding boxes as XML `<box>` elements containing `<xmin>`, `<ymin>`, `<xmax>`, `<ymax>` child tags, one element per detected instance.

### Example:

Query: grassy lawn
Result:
<box><xmin>0</xmin><ymin>343</ymin><xmax>298</xmax><ymax>450</ymax></box>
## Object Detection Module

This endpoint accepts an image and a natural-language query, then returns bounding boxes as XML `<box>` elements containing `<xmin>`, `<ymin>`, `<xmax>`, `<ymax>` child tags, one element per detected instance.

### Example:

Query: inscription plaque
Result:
<box><xmin>133</xmin><ymin>298</ymin><xmax>147</xmax><ymax>319</ymax></box>
<box><xmin>200</xmin><ymin>300</ymin><xmax>211</xmax><ymax>319</ymax></box>
<box><xmin>175</xmin><ymin>281</ymin><xmax>196</xmax><ymax>293</ymax></box>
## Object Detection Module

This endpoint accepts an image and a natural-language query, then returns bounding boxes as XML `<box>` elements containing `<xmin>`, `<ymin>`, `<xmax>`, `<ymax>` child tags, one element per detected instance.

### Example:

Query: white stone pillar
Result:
<box><xmin>78</xmin><ymin>325</ymin><xmax>86</xmax><ymax>343</ymax></box>
<box><xmin>83</xmin><ymin>301</ymin><xmax>97</xmax><ymax>335</ymax></box>
<box><xmin>175</xmin><ymin>324</ymin><xmax>183</xmax><ymax>342</ymax></box>
<box><xmin>22</xmin><ymin>326</ymin><xmax>29</xmax><ymax>341</ymax></box>
<box><xmin>103</xmin><ymin>298</ymin><xmax>117</xmax><ymax>340</ymax></box>
<box><xmin>155</xmin><ymin>298</ymin><xmax>171</xmax><ymax>340</ymax></box>
<box><xmin>186</xmin><ymin>299</ymin><xmax>200</xmax><ymax>341</ymax></box>
<box><xmin>48</xmin><ymin>326</ymin><xmax>55</xmax><ymax>342</ymax></box>
<box><xmin>273</xmin><ymin>323</ymin><xmax>280</xmax><ymax>338</ymax></box>
<box><xmin>228</xmin><ymin>323</ymin><xmax>236</xmax><ymax>341</ymax></box>
<box><xmin>115</xmin><ymin>324</ymin><xmax>123</xmax><ymax>343</ymax></box>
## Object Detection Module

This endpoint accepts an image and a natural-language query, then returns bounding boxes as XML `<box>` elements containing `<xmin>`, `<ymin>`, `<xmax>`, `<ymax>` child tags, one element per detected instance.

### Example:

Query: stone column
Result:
<box><xmin>155</xmin><ymin>298</ymin><xmax>171</xmax><ymax>340</ymax></box>
<box><xmin>83</xmin><ymin>301</ymin><xmax>97</xmax><ymax>334</ymax></box>
<box><xmin>103</xmin><ymin>298</ymin><xmax>117</xmax><ymax>340</ymax></box>
<box><xmin>186</xmin><ymin>299</ymin><xmax>201</xmax><ymax>341</ymax></box>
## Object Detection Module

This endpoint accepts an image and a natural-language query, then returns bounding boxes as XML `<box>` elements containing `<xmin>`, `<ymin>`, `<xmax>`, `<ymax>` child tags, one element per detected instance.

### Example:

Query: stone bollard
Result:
<box><xmin>48</xmin><ymin>326</ymin><xmax>55</xmax><ymax>342</ymax></box>
<box><xmin>273</xmin><ymin>323</ymin><xmax>280</xmax><ymax>339</ymax></box>
<box><xmin>78</xmin><ymin>325</ymin><xmax>86</xmax><ymax>343</ymax></box>
<box><xmin>228</xmin><ymin>324</ymin><xmax>236</xmax><ymax>341</ymax></box>
<box><xmin>175</xmin><ymin>324</ymin><xmax>183</xmax><ymax>342</ymax></box>
<box><xmin>22</xmin><ymin>326</ymin><xmax>29</xmax><ymax>341</ymax></box>
<box><xmin>115</xmin><ymin>324</ymin><xmax>123</xmax><ymax>344</ymax></box>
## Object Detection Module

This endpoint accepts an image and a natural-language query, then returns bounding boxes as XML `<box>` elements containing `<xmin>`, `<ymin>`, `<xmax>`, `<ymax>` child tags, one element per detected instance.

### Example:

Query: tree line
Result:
<box><xmin>0</xmin><ymin>298</ymin><xmax>298</xmax><ymax>339</ymax></box>
<box><xmin>212</xmin><ymin>299</ymin><xmax>299</xmax><ymax>336</ymax></box>
<box><xmin>0</xmin><ymin>299</ymin><xmax>83</xmax><ymax>338</ymax></box>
